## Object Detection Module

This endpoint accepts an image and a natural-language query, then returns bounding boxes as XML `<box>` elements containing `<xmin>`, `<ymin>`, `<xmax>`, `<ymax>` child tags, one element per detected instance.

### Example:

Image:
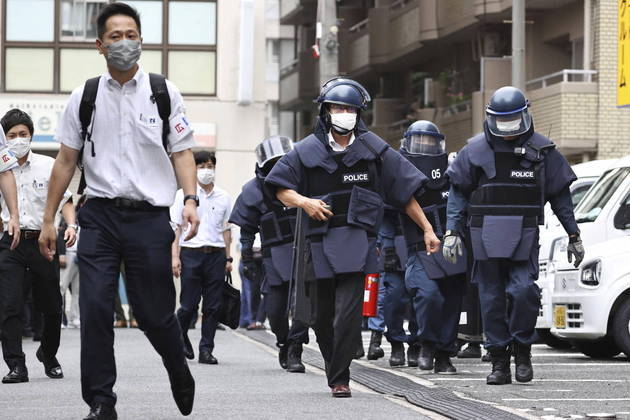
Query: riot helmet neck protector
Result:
<box><xmin>486</xmin><ymin>86</ymin><xmax>532</xmax><ymax>139</ymax></box>
<box><xmin>401</xmin><ymin>120</ymin><xmax>445</xmax><ymax>156</ymax></box>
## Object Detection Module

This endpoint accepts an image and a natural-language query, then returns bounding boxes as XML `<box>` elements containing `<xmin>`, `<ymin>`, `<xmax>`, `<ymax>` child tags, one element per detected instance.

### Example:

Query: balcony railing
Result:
<box><xmin>280</xmin><ymin>58</ymin><xmax>299</xmax><ymax>77</ymax></box>
<box><xmin>348</xmin><ymin>18</ymin><xmax>369</xmax><ymax>33</ymax></box>
<box><xmin>526</xmin><ymin>69</ymin><xmax>598</xmax><ymax>90</ymax></box>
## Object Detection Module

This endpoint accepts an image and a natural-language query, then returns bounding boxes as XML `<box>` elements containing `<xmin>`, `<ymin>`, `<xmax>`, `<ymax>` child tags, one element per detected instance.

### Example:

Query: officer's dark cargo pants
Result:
<box><xmin>266</xmin><ymin>282</ymin><xmax>309</xmax><ymax>346</ymax></box>
<box><xmin>77</xmin><ymin>199</ymin><xmax>186</xmax><ymax>407</ymax></box>
<box><xmin>313</xmin><ymin>273</ymin><xmax>364</xmax><ymax>387</ymax></box>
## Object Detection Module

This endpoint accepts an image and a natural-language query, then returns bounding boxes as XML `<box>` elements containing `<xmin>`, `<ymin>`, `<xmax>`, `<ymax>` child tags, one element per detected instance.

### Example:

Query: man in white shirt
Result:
<box><xmin>171</xmin><ymin>151</ymin><xmax>232</xmax><ymax>365</ymax></box>
<box><xmin>38</xmin><ymin>4</ymin><xmax>200</xmax><ymax>420</ymax></box>
<box><xmin>0</xmin><ymin>109</ymin><xmax>76</xmax><ymax>386</ymax></box>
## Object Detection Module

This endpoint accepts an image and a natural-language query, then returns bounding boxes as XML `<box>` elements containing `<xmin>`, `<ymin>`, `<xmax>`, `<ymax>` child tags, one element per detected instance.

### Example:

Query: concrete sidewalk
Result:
<box><xmin>0</xmin><ymin>328</ymin><xmax>427</xmax><ymax>419</ymax></box>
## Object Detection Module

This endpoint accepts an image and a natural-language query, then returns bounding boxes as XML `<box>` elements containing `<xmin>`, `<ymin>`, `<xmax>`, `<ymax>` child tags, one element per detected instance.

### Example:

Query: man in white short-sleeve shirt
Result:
<box><xmin>170</xmin><ymin>151</ymin><xmax>232</xmax><ymax>365</ymax></box>
<box><xmin>37</xmin><ymin>4</ymin><xmax>200</xmax><ymax>420</ymax></box>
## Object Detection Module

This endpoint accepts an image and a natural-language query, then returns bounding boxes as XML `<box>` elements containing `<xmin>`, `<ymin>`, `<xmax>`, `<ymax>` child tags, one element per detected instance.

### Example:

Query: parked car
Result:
<box><xmin>536</xmin><ymin>159</ymin><xmax>617</xmax><ymax>348</ymax></box>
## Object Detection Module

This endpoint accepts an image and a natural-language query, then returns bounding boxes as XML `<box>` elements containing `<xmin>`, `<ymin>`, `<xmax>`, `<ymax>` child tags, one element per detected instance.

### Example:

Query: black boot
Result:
<box><xmin>278</xmin><ymin>343</ymin><xmax>288</xmax><ymax>369</ymax></box>
<box><xmin>407</xmin><ymin>343</ymin><xmax>421</xmax><ymax>367</ymax></box>
<box><xmin>286</xmin><ymin>343</ymin><xmax>305</xmax><ymax>373</ymax></box>
<box><xmin>367</xmin><ymin>331</ymin><xmax>385</xmax><ymax>360</ymax></box>
<box><xmin>389</xmin><ymin>341</ymin><xmax>405</xmax><ymax>367</ymax></box>
<box><xmin>486</xmin><ymin>348</ymin><xmax>512</xmax><ymax>385</ymax></box>
<box><xmin>418</xmin><ymin>342</ymin><xmax>435</xmax><ymax>371</ymax></box>
<box><xmin>513</xmin><ymin>344</ymin><xmax>533</xmax><ymax>383</ymax></box>
<box><xmin>434</xmin><ymin>351</ymin><xmax>457</xmax><ymax>374</ymax></box>
<box><xmin>354</xmin><ymin>342</ymin><xmax>365</xmax><ymax>359</ymax></box>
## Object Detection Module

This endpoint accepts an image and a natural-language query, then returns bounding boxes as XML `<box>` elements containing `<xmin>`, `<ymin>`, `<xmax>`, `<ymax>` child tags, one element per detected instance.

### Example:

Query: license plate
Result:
<box><xmin>554</xmin><ymin>305</ymin><xmax>567</xmax><ymax>329</ymax></box>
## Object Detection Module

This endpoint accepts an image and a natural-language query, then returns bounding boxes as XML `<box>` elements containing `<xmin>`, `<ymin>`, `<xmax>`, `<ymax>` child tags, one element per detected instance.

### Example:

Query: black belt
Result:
<box><xmin>91</xmin><ymin>197</ymin><xmax>165</xmax><ymax>211</ymax></box>
<box><xmin>21</xmin><ymin>230</ymin><xmax>40</xmax><ymax>240</ymax></box>
<box><xmin>182</xmin><ymin>246</ymin><xmax>225</xmax><ymax>254</ymax></box>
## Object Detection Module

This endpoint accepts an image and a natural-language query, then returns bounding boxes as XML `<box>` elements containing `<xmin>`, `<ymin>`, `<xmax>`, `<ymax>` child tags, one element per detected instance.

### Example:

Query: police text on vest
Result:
<box><xmin>342</xmin><ymin>173</ymin><xmax>369</xmax><ymax>183</ymax></box>
<box><xmin>510</xmin><ymin>170</ymin><xmax>535</xmax><ymax>179</ymax></box>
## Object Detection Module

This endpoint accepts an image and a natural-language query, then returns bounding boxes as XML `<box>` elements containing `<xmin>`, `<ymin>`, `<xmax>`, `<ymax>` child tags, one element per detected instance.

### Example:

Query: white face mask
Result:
<box><xmin>197</xmin><ymin>168</ymin><xmax>215</xmax><ymax>185</ymax></box>
<box><xmin>330</xmin><ymin>112</ymin><xmax>357</xmax><ymax>133</ymax></box>
<box><xmin>495</xmin><ymin>118</ymin><xmax>522</xmax><ymax>133</ymax></box>
<box><xmin>8</xmin><ymin>137</ymin><xmax>31</xmax><ymax>158</ymax></box>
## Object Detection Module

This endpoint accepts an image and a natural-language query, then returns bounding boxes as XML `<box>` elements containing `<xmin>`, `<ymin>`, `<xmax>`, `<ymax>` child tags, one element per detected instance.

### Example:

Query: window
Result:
<box><xmin>2</xmin><ymin>0</ymin><xmax>217</xmax><ymax>95</ymax></box>
<box><xmin>574</xmin><ymin>168</ymin><xmax>630</xmax><ymax>223</ymax></box>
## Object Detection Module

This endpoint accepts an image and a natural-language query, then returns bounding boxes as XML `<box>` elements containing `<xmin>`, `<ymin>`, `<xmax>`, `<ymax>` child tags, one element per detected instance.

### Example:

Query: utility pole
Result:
<box><xmin>317</xmin><ymin>0</ymin><xmax>339</xmax><ymax>85</ymax></box>
<box><xmin>512</xmin><ymin>0</ymin><xmax>526</xmax><ymax>90</ymax></box>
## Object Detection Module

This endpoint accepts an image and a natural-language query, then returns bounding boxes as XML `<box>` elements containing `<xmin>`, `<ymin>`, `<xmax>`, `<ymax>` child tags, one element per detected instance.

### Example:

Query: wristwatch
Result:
<box><xmin>226</xmin><ymin>257</ymin><xmax>234</xmax><ymax>263</ymax></box>
<box><xmin>183</xmin><ymin>194</ymin><xmax>199</xmax><ymax>206</ymax></box>
<box><xmin>444</xmin><ymin>230</ymin><xmax>459</xmax><ymax>237</ymax></box>
<box><xmin>67</xmin><ymin>224</ymin><xmax>78</xmax><ymax>230</ymax></box>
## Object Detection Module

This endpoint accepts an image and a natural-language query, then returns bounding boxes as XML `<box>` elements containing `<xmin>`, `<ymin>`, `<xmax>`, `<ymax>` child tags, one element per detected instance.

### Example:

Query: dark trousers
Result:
<box><xmin>405</xmin><ymin>252</ymin><xmax>465</xmax><ymax>353</ymax></box>
<box><xmin>0</xmin><ymin>234</ymin><xmax>62</xmax><ymax>369</ymax></box>
<box><xmin>266</xmin><ymin>282</ymin><xmax>309</xmax><ymax>346</ymax></box>
<box><xmin>176</xmin><ymin>248</ymin><xmax>225</xmax><ymax>353</ymax></box>
<box><xmin>77</xmin><ymin>200</ymin><xmax>186</xmax><ymax>407</ymax></box>
<box><xmin>475</xmin><ymin>247</ymin><xmax>541</xmax><ymax>350</ymax></box>
<box><xmin>313</xmin><ymin>273</ymin><xmax>364</xmax><ymax>387</ymax></box>
<box><xmin>383</xmin><ymin>270</ymin><xmax>417</xmax><ymax>344</ymax></box>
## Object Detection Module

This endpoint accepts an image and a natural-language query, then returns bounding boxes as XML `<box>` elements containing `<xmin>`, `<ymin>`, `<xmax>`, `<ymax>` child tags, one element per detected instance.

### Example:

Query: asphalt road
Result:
<box><xmin>356</xmin><ymin>331</ymin><xmax>630</xmax><ymax>420</ymax></box>
<box><xmin>0</xmin><ymin>328</ymin><xmax>428</xmax><ymax>420</ymax></box>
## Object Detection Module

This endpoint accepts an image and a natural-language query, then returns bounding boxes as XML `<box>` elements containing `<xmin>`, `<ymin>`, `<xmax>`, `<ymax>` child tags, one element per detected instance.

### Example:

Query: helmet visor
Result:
<box><xmin>403</xmin><ymin>134</ymin><xmax>445</xmax><ymax>155</ymax></box>
<box><xmin>486</xmin><ymin>109</ymin><xmax>532</xmax><ymax>137</ymax></box>
<box><xmin>255</xmin><ymin>136</ymin><xmax>293</xmax><ymax>167</ymax></box>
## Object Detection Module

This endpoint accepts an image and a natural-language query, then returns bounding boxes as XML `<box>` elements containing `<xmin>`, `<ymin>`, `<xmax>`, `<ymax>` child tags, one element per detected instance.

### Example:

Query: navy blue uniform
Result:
<box><xmin>265</xmin><ymin>119</ymin><xmax>426</xmax><ymax>387</ymax></box>
<box><xmin>229</xmin><ymin>171</ymin><xmax>309</xmax><ymax>348</ymax></box>
<box><xmin>446</xmin><ymin>128</ymin><xmax>577</xmax><ymax>350</ymax></box>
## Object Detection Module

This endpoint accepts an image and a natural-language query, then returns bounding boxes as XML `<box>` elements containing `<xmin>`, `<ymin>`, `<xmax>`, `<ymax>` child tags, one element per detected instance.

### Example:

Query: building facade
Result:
<box><xmin>279</xmin><ymin>0</ymin><xmax>630</xmax><ymax>162</ymax></box>
<box><xmin>0</xmin><ymin>0</ymin><xmax>287</xmax><ymax>197</ymax></box>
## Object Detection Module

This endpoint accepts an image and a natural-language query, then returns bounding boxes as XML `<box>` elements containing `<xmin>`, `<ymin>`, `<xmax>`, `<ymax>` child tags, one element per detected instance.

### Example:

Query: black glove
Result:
<box><xmin>567</xmin><ymin>235</ymin><xmax>585</xmax><ymax>268</ymax></box>
<box><xmin>383</xmin><ymin>247</ymin><xmax>401</xmax><ymax>272</ymax></box>
<box><xmin>241</xmin><ymin>248</ymin><xmax>258</xmax><ymax>280</ymax></box>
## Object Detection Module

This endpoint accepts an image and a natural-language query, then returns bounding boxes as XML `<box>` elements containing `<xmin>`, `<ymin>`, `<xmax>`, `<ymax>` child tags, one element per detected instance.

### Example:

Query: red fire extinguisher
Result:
<box><xmin>362</xmin><ymin>273</ymin><xmax>380</xmax><ymax>317</ymax></box>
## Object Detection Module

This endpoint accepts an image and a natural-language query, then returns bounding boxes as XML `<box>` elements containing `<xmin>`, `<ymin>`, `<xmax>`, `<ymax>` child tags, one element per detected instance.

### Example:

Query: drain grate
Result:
<box><xmin>243</xmin><ymin>330</ymin><xmax>525</xmax><ymax>420</ymax></box>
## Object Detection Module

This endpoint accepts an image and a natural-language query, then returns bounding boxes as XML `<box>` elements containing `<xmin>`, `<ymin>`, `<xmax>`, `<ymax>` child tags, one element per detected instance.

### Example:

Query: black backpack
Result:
<box><xmin>77</xmin><ymin>73</ymin><xmax>171</xmax><ymax>194</ymax></box>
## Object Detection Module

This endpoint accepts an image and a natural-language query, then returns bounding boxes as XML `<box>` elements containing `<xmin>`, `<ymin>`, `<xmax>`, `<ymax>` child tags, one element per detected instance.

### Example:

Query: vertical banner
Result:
<box><xmin>619</xmin><ymin>0</ymin><xmax>630</xmax><ymax>106</ymax></box>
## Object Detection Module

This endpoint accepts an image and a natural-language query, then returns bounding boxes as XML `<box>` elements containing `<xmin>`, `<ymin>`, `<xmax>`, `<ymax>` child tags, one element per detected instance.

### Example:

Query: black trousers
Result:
<box><xmin>0</xmin><ymin>234</ymin><xmax>62</xmax><ymax>368</ymax></box>
<box><xmin>312</xmin><ymin>273</ymin><xmax>364</xmax><ymax>387</ymax></box>
<box><xmin>266</xmin><ymin>282</ymin><xmax>309</xmax><ymax>346</ymax></box>
<box><xmin>77</xmin><ymin>200</ymin><xmax>186</xmax><ymax>407</ymax></box>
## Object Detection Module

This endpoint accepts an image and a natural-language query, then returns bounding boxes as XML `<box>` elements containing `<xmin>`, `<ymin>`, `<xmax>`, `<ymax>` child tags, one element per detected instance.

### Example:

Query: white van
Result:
<box><xmin>550</xmin><ymin>235</ymin><xmax>630</xmax><ymax>358</ymax></box>
<box><xmin>535</xmin><ymin>159</ymin><xmax>617</xmax><ymax>348</ymax></box>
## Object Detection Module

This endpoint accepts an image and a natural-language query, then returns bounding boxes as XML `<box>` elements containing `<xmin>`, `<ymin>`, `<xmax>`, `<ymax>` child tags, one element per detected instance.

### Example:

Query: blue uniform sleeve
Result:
<box><xmin>239</xmin><ymin>229</ymin><xmax>256</xmax><ymax>253</ymax></box>
<box><xmin>228</xmin><ymin>193</ymin><xmax>261</xmax><ymax>233</ymax></box>
<box><xmin>264</xmin><ymin>150</ymin><xmax>305</xmax><ymax>194</ymax></box>
<box><xmin>380</xmin><ymin>148</ymin><xmax>428</xmax><ymax>209</ymax></box>
<box><xmin>445</xmin><ymin>146</ymin><xmax>478</xmax><ymax>198</ymax></box>
<box><xmin>544</xmin><ymin>149</ymin><xmax>577</xmax><ymax>198</ymax></box>
<box><xmin>548</xmin><ymin>186</ymin><xmax>579</xmax><ymax>235</ymax></box>
<box><xmin>446</xmin><ymin>186</ymin><xmax>469</xmax><ymax>233</ymax></box>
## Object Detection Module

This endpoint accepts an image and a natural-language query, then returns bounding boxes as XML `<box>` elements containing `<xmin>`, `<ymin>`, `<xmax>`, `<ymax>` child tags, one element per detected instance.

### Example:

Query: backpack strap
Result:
<box><xmin>77</xmin><ymin>76</ymin><xmax>100</xmax><ymax>194</ymax></box>
<box><xmin>149</xmin><ymin>73</ymin><xmax>171</xmax><ymax>152</ymax></box>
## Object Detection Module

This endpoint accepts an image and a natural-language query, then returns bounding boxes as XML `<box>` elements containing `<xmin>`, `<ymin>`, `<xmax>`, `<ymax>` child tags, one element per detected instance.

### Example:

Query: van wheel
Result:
<box><xmin>612</xmin><ymin>297</ymin><xmax>630</xmax><ymax>358</ymax></box>
<box><xmin>537</xmin><ymin>328</ymin><xmax>573</xmax><ymax>349</ymax></box>
<box><xmin>572</xmin><ymin>337</ymin><xmax>621</xmax><ymax>359</ymax></box>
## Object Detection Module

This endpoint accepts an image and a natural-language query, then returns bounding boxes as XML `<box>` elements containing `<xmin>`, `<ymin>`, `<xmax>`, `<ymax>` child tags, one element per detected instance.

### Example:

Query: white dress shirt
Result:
<box><xmin>1</xmin><ymin>152</ymin><xmax>72</xmax><ymax>230</ymax></box>
<box><xmin>55</xmin><ymin>68</ymin><xmax>196</xmax><ymax>207</ymax></box>
<box><xmin>0</xmin><ymin>125</ymin><xmax>19</xmax><ymax>173</ymax></box>
<box><xmin>170</xmin><ymin>185</ymin><xmax>232</xmax><ymax>248</ymax></box>
<box><xmin>328</xmin><ymin>132</ymin><xmax>355</xmax><ymax>152</ymax></box>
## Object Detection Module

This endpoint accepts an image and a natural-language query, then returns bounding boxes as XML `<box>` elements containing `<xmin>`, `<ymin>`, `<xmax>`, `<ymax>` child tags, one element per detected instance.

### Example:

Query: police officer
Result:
<box><xmin>265</xmin><ymin>78</ymin><xmax>440</xmax><ymax>397</ymax></box>
<box><xmin>229</xmin><ymin>135</ymin><xmax>309</xmax><ymax>373</ymax></box>
<box><xmin>379</xmin><ymin>207</ymin><xmax>420</xmax><ymax>367</ymax></box>
<box><xmin>399</xmin><ymin>121</ymin><xmax>466</xmax><ymax>374</ymax></box>
<box><xmin>443</xmin><ymin>86</ymin><xmax>584</xmax><ymax>385</ymax></box>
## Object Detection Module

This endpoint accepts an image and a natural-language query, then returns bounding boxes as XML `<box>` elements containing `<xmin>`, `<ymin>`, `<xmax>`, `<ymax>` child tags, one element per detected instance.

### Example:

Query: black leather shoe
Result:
<box><xmin>168</xmin><ymin>363</ymin><xmax>195</xmax><ymax>416</ymax></box>
<box><xmin>389</xmin><ymin>342</ymin><xmax>405</xmax><ymax>367</ymax></box>
<box><xmin>198</xmin><ymin>350</ymin><xmax>218</xmax><ymax>365</ymax></box>
<box><xmin>2</xmin><ymin>365</ymin><xmax>28</xmax><ymax>383</ymax></box>
<box><xmin>182</xmin><ymin>332</ymin><xmax>194</xmax><ymax>360</ymax></box>
<box><xmin>487</xmin><ymin>349</ymin><xmax>512</xmax><ymax>385</ymax></box>
<box><xmin>83</xmin><ymin>403</ymin><xmax>117</xmax><ymax>420</ymax></box>
<box><xmin>367</xmin><ymin>331</ymin><xmax>385</xmax><ymax>360</ymax></box>
<box><xmin>418</xmin><ymin>342</ymin><xmax>436</xmax><ymax>371</ymax></box>
<box><xmin>407</xmin><ymin>343</ymin><xmax>421</xmax><ymax>367</ymax></box>
<box><xmin>286</xmin><ymin>343</ymin><xmax>305</xmax><ymax>373</ymax></box>
<box><xmin>278</xmin><ymin>343</ymin><xmax>288</xmax><ymax>369</ymax></box>
<box><xmin>457</xmin><ymin>343</ymin><xmax>482</xmax><ymax>359</ymax></box>
<box><xmin>36</xmin><ymin>347</ymin><xmax>63</xmax><ymax>379</ymax></box>
<box><xmin>514</xmin><ymin>344</ymin><xmax>533</xmax><ymax>383</ymax></box>
<box><xmin>354</xmin><ymin>343</ymin><xmax>365</xmax><ymax>359</ymax></box>
<box><xmin>434</xmin><ymin>351</ymin><xmax>457</xmax><ymax>374</ymax></box>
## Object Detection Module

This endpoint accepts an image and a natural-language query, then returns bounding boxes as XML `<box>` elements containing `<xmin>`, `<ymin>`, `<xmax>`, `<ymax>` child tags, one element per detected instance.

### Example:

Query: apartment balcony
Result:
<box><xmin>279</xmin><ymin>50</ymin><xmax>319</xmax><ymax>111</ymax></box>
<box><xmin>280</xmin><ymin>0</ymin><xmax>316</xmax><ymax>26</ymax></box>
